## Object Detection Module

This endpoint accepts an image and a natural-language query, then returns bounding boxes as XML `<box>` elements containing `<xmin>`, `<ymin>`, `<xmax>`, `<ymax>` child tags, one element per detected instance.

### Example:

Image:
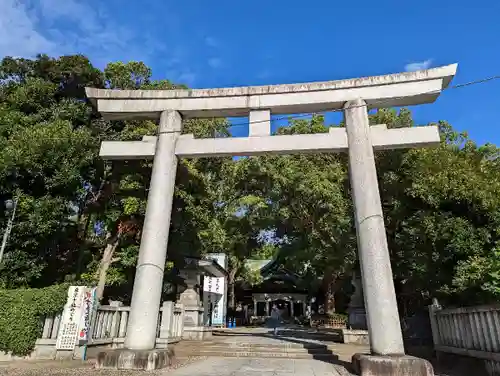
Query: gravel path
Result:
<box><xmin>0</xmin><ymin>355</ymin><xmax>471</xmax><ymax>376</ymax></box>
<box><xmin>0</xmin><ymin>356</ymin><xmax>207</xmax><ymax>376</ymax></box>
<box><xmin>148</xmin><ymin>357</ymin><xmax>352</xmax><ymax>376</ymax></box>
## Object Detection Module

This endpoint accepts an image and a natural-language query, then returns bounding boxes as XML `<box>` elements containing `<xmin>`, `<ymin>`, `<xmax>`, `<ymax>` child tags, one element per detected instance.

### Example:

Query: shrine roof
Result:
<box><xmin>183</xmin><ymin>256</ymin><xmax>227</xmax><ymax>278</ymax></box>
<box><xmin>245</xmin><ymin>257</ymin><xmax>300</xmax><ymax>282</ymax></box>
<box><xmin>245</xmin><ymin>259</ymin><xmax>274</xmax><ymax>272</ymax></box>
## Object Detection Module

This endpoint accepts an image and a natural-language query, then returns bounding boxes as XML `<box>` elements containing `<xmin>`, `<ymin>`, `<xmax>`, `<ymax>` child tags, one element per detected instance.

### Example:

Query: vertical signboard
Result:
<box><xmin>56</xmin><ymin>286</ymin><xmax>85</xmax><ymax>350</ymax></box>
<box><xmin>56</xmin><ymin>286</ymin><xmax>98</xmax><ymax>350</ymax></box>
<box><xmin>202</xmin><ymin>253</ymin><xmax>227</xmax><ymax>326</ymax></box>
<box><xmin>78</xmin><ymin>287</ymin><xmax>97</xmax><ymax>345</ymax></box>
<box><xmin>203</xmin><ymin>272</ymin><xmax>214</xmax><ymax>326</ymax></box>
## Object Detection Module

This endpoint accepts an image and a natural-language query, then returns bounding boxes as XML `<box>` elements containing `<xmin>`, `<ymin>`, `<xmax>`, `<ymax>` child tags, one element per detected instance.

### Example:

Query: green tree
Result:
<box><xmin>1</xmin><ymin>53</ymin><xmax>499</xmax><ymax>313</ymax></box>
<box><xmin>372</xmin><ymin>109</ymin><xmax>500</xmax><ymax>309</ymax></box>
<box><xmin>0</xmin><ymin>54</ymin><xmax>103</xmax><ymax>287</ymax></box>
<box><xmin>78</xmin><ymin>62</ymin><xmax>230</xmax><ymax>301</ymax></box>
<box><xmin>233</xmin><ymin>115</ymin><xmax>356</xmax><ymax>313</ymax></box>
<box><xmin>0</xmin><ymin>55</ymin><xmax>230</xmax><ymax>300</ymax></box>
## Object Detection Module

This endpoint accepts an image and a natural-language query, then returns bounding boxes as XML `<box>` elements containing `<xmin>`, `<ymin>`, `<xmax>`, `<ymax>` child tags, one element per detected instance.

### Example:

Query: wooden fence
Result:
<box><xmin>429</xmin><ymin>302</ymin><xmax>500</xmax><ymax>375</ymax></box>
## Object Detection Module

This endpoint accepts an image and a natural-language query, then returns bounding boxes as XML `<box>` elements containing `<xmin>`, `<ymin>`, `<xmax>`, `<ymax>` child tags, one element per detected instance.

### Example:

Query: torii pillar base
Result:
<box><xmin>95</xmin><ymin>348</ymin><xmax>175</xmax><ymax>371</ymax></box>
<box><xmin>352</xmin><ymin>353</ymin><xmax>434</xmax><ymax>376</ymax></box>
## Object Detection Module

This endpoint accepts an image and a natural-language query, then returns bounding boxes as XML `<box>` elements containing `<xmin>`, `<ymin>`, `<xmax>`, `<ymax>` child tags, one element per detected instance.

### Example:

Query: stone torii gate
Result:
<box><xmin>87</xmin><ymin>63</ymin><xmax>457</xmax><ymax>374</ymax></box>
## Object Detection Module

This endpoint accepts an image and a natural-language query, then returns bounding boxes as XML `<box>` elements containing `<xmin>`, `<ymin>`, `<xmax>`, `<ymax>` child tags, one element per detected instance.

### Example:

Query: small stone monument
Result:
<box><xmin>341</xmin><ymin>271</ymin><xmax>370</xmax><ymax>346</ymax></box>
<box><xmin>179</xmin><ymin>269</ymin><xmax>203</xmax><ymax>326</ymax></box>
<box><xmin>178</xmin><ymin>268</ymin><xmax>211</xmax><ymax>340</ymax></box>
<box><xmin>347</xmin><ymin>271</ymin><xmax>367</xmax><ymax>330</ymax></box>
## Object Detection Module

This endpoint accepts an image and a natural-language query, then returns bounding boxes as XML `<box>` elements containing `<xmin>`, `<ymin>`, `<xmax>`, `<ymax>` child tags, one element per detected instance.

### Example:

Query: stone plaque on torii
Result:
<box><xmin>87</xmin><ymin>64</ymin><xmax>457</xmax><ymax>374</ymax></box>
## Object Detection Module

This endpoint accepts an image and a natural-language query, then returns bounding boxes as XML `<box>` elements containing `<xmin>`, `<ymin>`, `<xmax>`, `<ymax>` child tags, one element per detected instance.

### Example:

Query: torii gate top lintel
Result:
<box><xmin>85</xmin><ymin>64</ymin><xmax>457</xmax><ymax>120</ymax></box>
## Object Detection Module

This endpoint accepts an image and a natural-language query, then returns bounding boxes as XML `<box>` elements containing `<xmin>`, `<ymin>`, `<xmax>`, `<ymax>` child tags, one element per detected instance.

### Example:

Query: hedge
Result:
<box><xmin>328</xmin><ymin>312</ymin><xmax>348</xmax><ymax>322</ymax></box>
<box><xmin>0</xmin><ymin>284</ymin><xmax>68</xmax><ymax>356</ymax></box>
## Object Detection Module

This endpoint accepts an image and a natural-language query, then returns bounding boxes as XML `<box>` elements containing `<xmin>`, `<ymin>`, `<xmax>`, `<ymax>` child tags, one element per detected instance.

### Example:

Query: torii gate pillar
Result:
<box><xmin>345</xmin><ymin>99</ymin><xmax>404</xmax><ymax>354</ymax></box>
<box><xmin>87</xmin><ymin>64</ymin><xmax>457</xmax><ymax>374</ymax></box>
<box><xmin>123</xmin><ymin>111</ymin><xmax>181</xmax><ymax>350</ymax></box>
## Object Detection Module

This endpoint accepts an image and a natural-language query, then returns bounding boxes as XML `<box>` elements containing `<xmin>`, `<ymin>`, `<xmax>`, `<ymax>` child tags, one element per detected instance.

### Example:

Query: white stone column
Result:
<box><xmin>51</xmin><ymin>313</ymin><xmax>61</xmax><ymax>339</ymax></box>
<box><xmin>109</xmin><ymin>301</ymin><xmax>123</xmax><ymax>338</ymax></box>
<box><xmin>42</xmin><ymin>316</ymin><xmax>53</xmax><ymax>338</ymax></box>
<box><xmin>249</xmin><ymin>110</ymin><xmax>271</xmax><ymax>137</ymax></box>
<box><xmin>344</xmin><ymin>99</ymin><xmax>404</xmax><ymax>355</ymax></box>
<box><xmin>160</xmin><ymin>301</ymin><xmax>174</xmax><ymax>339</ymax></box>
<box><xmin>124</xmin><ymin>110</ymin><xmax>182</xmax><ymax>350</ymax></box>
<box><xmin>428</xmin><ymin>298</ymin><xmax>442</xmax><ymax>351</ymax></box>
<box><xmin>118</xmin><ymin>310</ymin><xmax>128</xmax><ymax>338</ymax></box>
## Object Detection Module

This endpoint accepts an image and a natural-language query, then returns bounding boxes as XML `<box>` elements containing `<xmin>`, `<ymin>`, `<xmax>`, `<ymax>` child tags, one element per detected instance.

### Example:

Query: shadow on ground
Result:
<box><xmin>214</xmin><ymin>328</ymin><xmax>354</xmax><ymax>371</ymax></box>
<box><xmin>213</xmin><ymin>328</ymin><xmax>486</xmax><ymax>376</ymax></box>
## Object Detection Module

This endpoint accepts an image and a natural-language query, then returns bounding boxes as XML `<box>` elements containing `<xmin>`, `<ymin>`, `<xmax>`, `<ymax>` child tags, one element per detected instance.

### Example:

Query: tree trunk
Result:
<box><xmin>228</xmin><ymin>268</ymin><xmax>237</xmax><ymax>309</ymax></box>
<box><xmin>229</xmin><ymin>282</ymin><xmax>235</xmax><ymax>310</ymax></box>
<box><xmin>75</xmin><ymin>213</ymin><xmax>91</xmax><ymax>280</ymax></box>
<box><xmin>325</xmin><ymin>283</ymin><xmax>336</xmax><ymax>314</ymax></box>
<box><xmin>95</xmin><ymin>238</ymin><xmax>119</xmax><ymax>303</ymax></box>
<box><xmin>323</xmin><ymin>273</ymin><xmax>338</xmax><ymax>315</ymax></box>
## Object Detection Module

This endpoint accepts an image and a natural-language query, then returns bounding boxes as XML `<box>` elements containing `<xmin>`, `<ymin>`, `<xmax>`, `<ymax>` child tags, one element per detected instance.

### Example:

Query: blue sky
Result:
<box><xmin>2</xmin><ymin>0</ymin><xmax>499</xmax><ymax>145</ymax></box>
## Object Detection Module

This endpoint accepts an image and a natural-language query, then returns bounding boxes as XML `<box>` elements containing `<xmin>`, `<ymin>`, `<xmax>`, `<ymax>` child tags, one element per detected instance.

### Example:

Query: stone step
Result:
<box><xmin>176</xmin><ymin>341</ymin><xmax>332</xmax><ymax>349</ymax></box>
<box><xmin>174</xmin><ymin>349</ymin><xmax>339</xmax><ymax>360</ymax></box>
<box><xmin>212</xmin><ymin>331</ymin><xmax>342</xmax><ymax>341</ymax></box>
<box><xmin>175</xmin><ymin>345</ymin><xmax>334</xmax><ymax>354</ymax></box>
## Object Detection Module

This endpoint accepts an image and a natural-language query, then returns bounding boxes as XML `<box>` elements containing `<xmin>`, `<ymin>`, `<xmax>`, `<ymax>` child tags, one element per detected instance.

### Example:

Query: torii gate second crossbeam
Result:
<box><xmin>86</xmin><ymin>63</ymin><xmax>457</xmax><ymax>375</ymax></box>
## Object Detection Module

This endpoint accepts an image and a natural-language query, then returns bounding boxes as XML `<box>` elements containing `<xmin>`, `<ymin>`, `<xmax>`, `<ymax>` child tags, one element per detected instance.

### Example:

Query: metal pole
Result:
<box><xmin>0</xmin><ymin>199</ymin><xmax>18</xmax><ymax>264</ymax></box>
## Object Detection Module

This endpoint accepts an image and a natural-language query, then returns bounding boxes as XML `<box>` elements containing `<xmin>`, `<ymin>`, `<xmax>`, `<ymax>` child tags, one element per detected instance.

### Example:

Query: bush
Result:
<box><xmin>0</xmin><ymin>284</ymin><xmax>68</xmax><ymax>356</ymax></box>
<box><xmin>310</xmin><ymin>312</ymin><xmax>348</xmax><ymax>328</ymax></box>
<box><xmin>328</xmin><ymin>312</ymin><xmax>348</xmax><ymax>322</ymax></box>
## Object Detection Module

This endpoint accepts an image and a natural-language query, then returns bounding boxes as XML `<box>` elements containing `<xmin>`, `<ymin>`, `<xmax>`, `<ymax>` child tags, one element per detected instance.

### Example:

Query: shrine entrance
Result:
<box><xmin>234</xmin><ymin>258</ymin><xmax>309</xmax><ymax>325</ymax></box>
<box><xmin>86</xmin><ymin>63</ymin><xmax>457</xmax><ymax>374</ymax></box>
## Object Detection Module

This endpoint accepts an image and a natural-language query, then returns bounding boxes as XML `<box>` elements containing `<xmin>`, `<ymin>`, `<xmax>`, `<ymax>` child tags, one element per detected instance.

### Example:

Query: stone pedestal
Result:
<box><xmin>179</xmin><ymin>269</ymin><xmax>211</xmax><ymax>339</ymax></box>
<box><xmin>182</xmin><ymin>326</ymin><xmax>213</xmax><ymax>340</ymax></box>
<box><xmin>96</xmin><ymin>349</ymin><xmax>175</xmax><ymax>371</ymax></box>
<box><xmin>179</xmin><ymin>269</ymin><xmax>203</xmax><ymax>327</ymax></box>
<box><xmin>348</xmin><ymin>308</ymin><xmax>368</xmax><ymax>331</ymax></box>
<box><xmin>348</xmin><ymin>274</ymin><xmax>367</xmax><ymax>330</ymax></box>
<box><xmin>341</xmin><ymin>329</ymin><xmax>369</xmax><ymax>345</ymax></box>
<box><xmin>182</xmin><ymin>305</ymin><xmax>203</xmax><ymax>327</ymax></box>
<box><xmin>181</xmin><ymin>304</ymin><xmax>211</xmax><ymax>340</ymax></box>
<box><xmin>346</xmin><ymin>273</ymin><xmax>369</xmax><ymax>347</ymax></box>
<box><xmin>351</xmin><ymin>353</ymin><xmax>434</xmax><ymax>376</ymax></box>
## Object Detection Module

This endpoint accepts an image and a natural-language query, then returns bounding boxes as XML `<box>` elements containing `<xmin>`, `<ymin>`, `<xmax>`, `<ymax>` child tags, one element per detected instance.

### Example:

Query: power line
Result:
<box><xmin>451</xmin><ymin>75</ymin><xmax>500</xmax><ymax>89</ymax></box>
<box><xmin>2</xmin><ymin>72</ymin><xmax>500</xmax><ymax>141</ymax></box>
<box><xmin>229</xmin><ymin>73</ymin><xmax>500</xmax><ymax>128</ymax></box>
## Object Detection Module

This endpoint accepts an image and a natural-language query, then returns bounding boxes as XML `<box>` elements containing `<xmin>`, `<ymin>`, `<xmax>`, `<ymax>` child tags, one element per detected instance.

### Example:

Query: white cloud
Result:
<box><xmin>166</xmin><ymin>69</ymin><xmax>197</xmax><ymax>86</ymax></box>
<box><xmin>0</xmin><ymin>1</ymin><xmax>206</xmax><ymax>85</ymax></box>
<box><xmin>404</xmin><ymin>59</ymin><xmax>433</xmax><ymax>72</ymax></box>
<box><xmin>205</xmin><ymin>36</ymin><xmax>218</xmax><ymax>48</ymax></box>
<box><xmin>0</xmin><ymin>0</ymin><xmax>165</xmax><ymax>67</ymax></box>
<box><xmin>178</xmin><ymin>72</ymin><xmax>196</xmax><ymax>86</ymax></box>
<box><xmin>257</xmin><ymin>70</ymin><xmax>271</xmax><ymax>79</ymax></box>
<box><xmin>0</xmin><ymin>0</ymin><xmax>55</xmax><ymax>57</ymax></box>
<box><xmin>208</xmin><ymin>57</ymin><xmax>222</xmax><ymax>68</ymax></box>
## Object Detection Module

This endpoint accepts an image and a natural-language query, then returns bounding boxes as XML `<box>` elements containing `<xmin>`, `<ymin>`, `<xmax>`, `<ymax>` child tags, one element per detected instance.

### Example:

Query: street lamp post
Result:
<box><xmin>0</xmin><ymin>198</ymin><xmax>18</xmax><ymax>264</ymax></box>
